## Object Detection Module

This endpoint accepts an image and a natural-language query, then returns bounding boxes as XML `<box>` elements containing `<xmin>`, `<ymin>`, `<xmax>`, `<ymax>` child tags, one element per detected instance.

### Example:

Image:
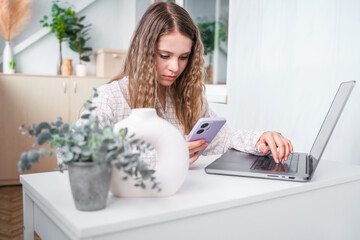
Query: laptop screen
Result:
<box><xmin>309</xmin><ymin>81</ymin><xmax>355</xmax><ymax>172</ymax></box>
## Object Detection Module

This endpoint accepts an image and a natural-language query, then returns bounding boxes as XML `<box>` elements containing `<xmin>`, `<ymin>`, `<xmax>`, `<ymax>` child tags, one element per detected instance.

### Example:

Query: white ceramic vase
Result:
<box><xmin>111</xmin><ymin>108</ymin><xmax>189</xmax><ymax>197</ymax></box>
<box><xmin>2</xmin><ymin>41</ymin><xmax>13</xmax><ymax>74</ymax></box>
<box><xmin>76</xmin><ymin>63</ymin><xmax>87</xmax><ymax>76</ymax></box>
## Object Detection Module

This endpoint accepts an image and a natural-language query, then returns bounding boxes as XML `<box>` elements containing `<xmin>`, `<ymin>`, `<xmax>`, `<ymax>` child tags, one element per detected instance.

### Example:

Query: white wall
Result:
<box><xmin>225</xmin><ymin>0</ymin><xmax>360</xmax><ymax>165</ymax></box>
<box><xmin>1</xmin><ymin>0</ymin><xmax>136</xmax><ymax>75</ymax></box>
<box><xmin>3</xmin><ymin>0</ymin><xmax>360</xmax><ymax>165</ymax></box>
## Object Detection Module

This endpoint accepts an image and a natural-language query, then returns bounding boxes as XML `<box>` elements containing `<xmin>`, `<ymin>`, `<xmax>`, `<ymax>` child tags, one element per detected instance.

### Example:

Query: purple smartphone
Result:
<box><xmin>186</xmin><ymin>117</ymin><xmax>226</xmax><ymax>157</ymax></box>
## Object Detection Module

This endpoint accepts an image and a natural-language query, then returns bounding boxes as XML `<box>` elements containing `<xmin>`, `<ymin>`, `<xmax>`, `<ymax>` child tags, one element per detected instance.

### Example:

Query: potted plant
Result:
<box><xmin>40</xmin><ymin>0</ymin><xmax>78</xmax><ymax>75</ymax></box>
<box><xmin>18</xmin><ymin>89</ymin><xmax>160</xmax><ymax>211</ymax></box>
<box><xmin>68</xmin><ymin>17</ymin><xmax>92</xmax><ymax>76</ymax></box>
<box><xmin>8</xmin><ymin>58</ymin><xmax>16</xmax><ymax>74</ymax></box>
<box><xmin>0</xmin><ymin>0</ymin><xmax>32</xmax><ymax>73</ymax></box>
<box><xmin>197</xmin><ymin>18</ymin><xmax>227</xmax><ymax>84</ymax></box>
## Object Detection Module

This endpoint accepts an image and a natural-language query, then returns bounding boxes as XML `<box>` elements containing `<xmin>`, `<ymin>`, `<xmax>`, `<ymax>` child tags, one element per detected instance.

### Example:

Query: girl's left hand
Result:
<box><xmin>255</xmin><ymin>131</ymin><xmax>293</xmax><ymax>163</ymax></box>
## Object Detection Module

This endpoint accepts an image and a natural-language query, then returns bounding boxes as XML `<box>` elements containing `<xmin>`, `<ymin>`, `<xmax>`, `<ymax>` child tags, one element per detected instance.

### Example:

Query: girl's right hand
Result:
<box><xmin>184</xmin><ymin>136</ymin><xmax>208</xmax><ymax>165</ymax></box>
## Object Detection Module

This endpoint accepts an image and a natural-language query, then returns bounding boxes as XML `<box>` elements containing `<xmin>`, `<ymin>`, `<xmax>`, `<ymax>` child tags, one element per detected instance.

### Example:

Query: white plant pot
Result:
<box><xmin>111</xmin><ymin>108</ymin><xmax>189</xmax><ymax>197</ymax></box>
<box><xmin>8</xmin><ymin>69</ymin><xmax>15</xmax><ymax>74</ymax></box>
<box><xmin>76</xmin><ymin>64</ymin><xmax>87</xmax><ymax>76</ymax></box>
<box><xmin>2</xmin><ymin>41</ymin><xmax>13</xmax><ymax>74</ymax></box>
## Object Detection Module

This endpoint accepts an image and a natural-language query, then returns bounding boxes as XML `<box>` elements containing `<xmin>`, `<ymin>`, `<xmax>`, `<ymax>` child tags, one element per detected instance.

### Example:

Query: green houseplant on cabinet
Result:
<box><xmin>40</xmin><ymin>0</ymin><xmax>78</xmax><ymax>75</ymax></box>
<box><xmin>68</xmin><ymin>16</ymin><xmax>93</xmax><ymax>76</ymax></box>
<box><xmin>18</xmin><ymin>89</ymin><xmax>160</xmax><ymax>211</ymax></box>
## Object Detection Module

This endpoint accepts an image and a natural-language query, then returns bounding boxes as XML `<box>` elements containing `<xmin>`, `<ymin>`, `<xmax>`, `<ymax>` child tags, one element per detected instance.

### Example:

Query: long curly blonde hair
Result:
<box><xmin>112</xmin><ymin>2</ymin><xmax>205</xmax><ymax>134</ymax></box>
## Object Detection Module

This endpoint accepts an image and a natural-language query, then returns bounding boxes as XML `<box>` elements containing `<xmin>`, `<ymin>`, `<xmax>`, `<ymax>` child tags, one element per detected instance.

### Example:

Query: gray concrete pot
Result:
<box><xmin>68</xmin><ymin>162</ymin><xmax>112</xmax><ymax>211</ymax></box>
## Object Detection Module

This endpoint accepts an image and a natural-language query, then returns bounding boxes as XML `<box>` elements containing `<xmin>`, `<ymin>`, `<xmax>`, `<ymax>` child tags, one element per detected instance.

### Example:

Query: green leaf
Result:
<box><xmin>77</xmin><ymin>141</ymin><xmax>87</xmax><ymax>146</ymax></box>
<box><xmin>37</xmin><ymin>130</ymin><xmax>51</xmax><ymax>145</ymax></box>
<box><xmin>18</xmin><ymin>153</ymin><xmax>29</xmax><ymax>172</ymax></box>
<box><xmin>62</xmin><ymin>152</ymin><xmax>74</xmax><ymax>163</ymax></box>
<box><xmin>83</xmin><ymin>102</ymin><xmax>92</xmax><ymax>110</ymax></box>
<box><xmin>37</xmin><ymin>122</ymin><xmax>51</xmax><ymax>131</ymax></box>
<box><xmin>130</xmin><ymin>139</ymin><xmax>140</xmax><ymax>145</ymax></box>
<box><xmin>58</xmin><ymin>163</ymin><xmax>64</xmax><ymax>173</ymax></box>
<box><xmin>73</xmin><ymin>134</ymin><xmax>84</xmax><ymax>142</ymax></box>
<box><xmin>60</xmin><ymin>123</ymin><xmax>70</xmax><ymax>133</ymax></box>
<box><xmin>69</xmin><ymin>45</ymin><xmax>78</xmax><ymax>52</ymax></box>
<box><xmin>20</xmin><ymin>152</ymin><xmax>28</xmax><ymax>162</ymax></box>
<box><xmin>28</xmin><ymin>150</ymin><xmax>40</xmax><ymax>163</ymax></box>
<box><xmin>81</xmin><ymin>113</ymin><xmax>90</xmax><ymax>119</ymax></box>
<box><xmin>81</xmin><ymin>56</ymin><xmax>90</xmax><ymax>62</ymax></box>
<box><xmin>119</xmin><ymin>128</ymin><xmax>128</xmax><ymax>138</ymax></box>
<box><xmin>81</xmin><ymin>147</ymin><xmax>92</xmax><ymax>156</ymax></box>
<box><xmin>83</xmin><ymin>47</ymin><xmax>92</xmax><ymax>52</ymax></box>
<box><xmin>55</xmin><ymin>117</ymin><xmax>63</xmax><ymax>127</ymax></box>
<box><xmin>140</xmin><ymin>169</ymin><xmax>155</xmax><ymax>181</ymax></box>
<box><xmin>29</xmin><ymin>129</ymin><xmax>35</xmax><ymax>136</ymax></box>
<box><xmin>52</xmin><ymin>4</ymin><xmax>59</xmax><ymax>12</ymax></box>
<box><xmin>71</xmin><ymin>146</ymin><xmax>81</xmax><ymax>154</ymax></box>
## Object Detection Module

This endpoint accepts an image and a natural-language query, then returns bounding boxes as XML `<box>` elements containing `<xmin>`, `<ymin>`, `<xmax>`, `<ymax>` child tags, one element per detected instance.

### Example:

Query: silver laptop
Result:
<box><xmin>205</xmin><ymin>81</ymin><xmax>356</xmax><ymax>182</ymax></box>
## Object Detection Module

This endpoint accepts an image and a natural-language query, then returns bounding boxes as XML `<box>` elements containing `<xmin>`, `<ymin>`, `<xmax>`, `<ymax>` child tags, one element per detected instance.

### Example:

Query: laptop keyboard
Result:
<box><xmin>251</xmin><ymin>153</ymin><xmax>299</xmax><ymax>172</ymax></box>
<box><xmin>252</xmin><ymin>156</ymin><xmax>276</xmax><ymax>170</ymax></box>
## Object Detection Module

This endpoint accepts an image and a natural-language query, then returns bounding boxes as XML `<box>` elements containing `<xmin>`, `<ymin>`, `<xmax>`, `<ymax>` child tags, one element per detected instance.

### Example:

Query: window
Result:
<box><xmin>184</xmin><ymin>0</ymin><xmax>228</xmax><ymax>85</ymax></box>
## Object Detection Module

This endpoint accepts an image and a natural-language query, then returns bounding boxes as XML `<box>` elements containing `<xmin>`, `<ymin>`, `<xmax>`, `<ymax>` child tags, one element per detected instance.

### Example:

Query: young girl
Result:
<box><xmin>89</xmin><ymin>2</ymin><xmax>293</xmax><ymax>164</ymax></box>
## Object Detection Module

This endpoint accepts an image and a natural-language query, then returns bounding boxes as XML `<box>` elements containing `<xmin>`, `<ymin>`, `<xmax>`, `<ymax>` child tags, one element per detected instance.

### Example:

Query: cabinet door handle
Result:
<box><xmin>73</xmin><ymin>81</ymin><xmax>77</xmax><ymax>93</ymax></box>
<box><xmin>63</xmin><ymin>81</ymin><xmax>67</xmax><ymax>94</ymax></box>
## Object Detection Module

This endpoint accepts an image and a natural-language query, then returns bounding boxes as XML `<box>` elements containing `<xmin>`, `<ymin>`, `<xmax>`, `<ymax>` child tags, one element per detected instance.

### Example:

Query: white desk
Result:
<box><xmin>21</xmin><ymin>155</ymin><xmax>360</xmax><ymax>240</ymax></box>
